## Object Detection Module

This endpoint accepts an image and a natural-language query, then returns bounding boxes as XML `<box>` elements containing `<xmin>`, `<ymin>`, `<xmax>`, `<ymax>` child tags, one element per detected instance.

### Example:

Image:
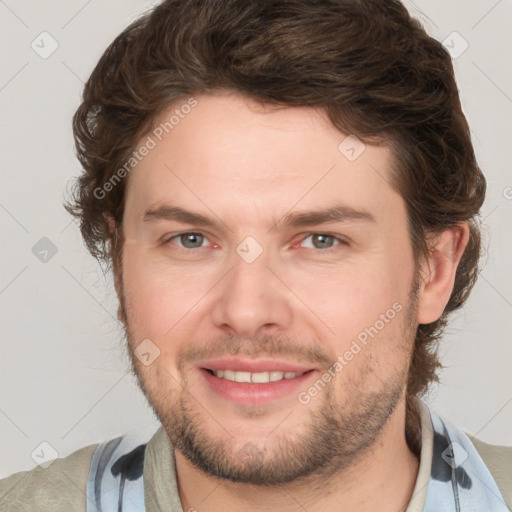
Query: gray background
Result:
<box><xmin>1</xmin><ymin>0</ymin><xmax>511</xmax><ymax>476</ymax></box>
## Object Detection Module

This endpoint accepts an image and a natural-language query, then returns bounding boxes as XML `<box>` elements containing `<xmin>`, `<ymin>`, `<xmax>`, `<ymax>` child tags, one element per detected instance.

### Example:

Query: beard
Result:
<box><xmin>151</xmin><ymin>369</ymin><xmax>405</xmax><ymax>485</ymax></box>
<box><xmin>122</xmin><ymin>288</ymin><xmax>419</xmax><ymax>486</ymax></box>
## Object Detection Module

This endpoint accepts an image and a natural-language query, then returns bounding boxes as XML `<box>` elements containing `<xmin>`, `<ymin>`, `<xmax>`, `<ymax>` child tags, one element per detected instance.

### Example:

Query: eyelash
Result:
<box><xmin>297</xmin><ymin>233</ymin><xmax>348</xmax><ymax>252</ymax></box>
<box><xmin>162</xmin><ymin>232</ymin><xmax>348</xmax><ymax>252</ymax></box>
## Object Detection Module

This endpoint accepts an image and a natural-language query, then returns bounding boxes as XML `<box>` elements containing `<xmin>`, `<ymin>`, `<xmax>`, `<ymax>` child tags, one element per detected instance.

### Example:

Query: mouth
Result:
<box><xmin>197</xmin><ymin>358</ymin><xmax>317</xmax><ymax>406</ymax></box>
<box><xmin>206</xmin><ymin>369</ymin><xmax>306</xmax><ymax>383</ymax></box>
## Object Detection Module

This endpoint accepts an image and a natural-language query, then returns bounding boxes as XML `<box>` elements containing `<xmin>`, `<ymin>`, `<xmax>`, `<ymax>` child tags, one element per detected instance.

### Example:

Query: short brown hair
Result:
<box><xmin>65</xmin><ymin>0</ymin><xmax>486</xmax><ymax>426</ymax></box>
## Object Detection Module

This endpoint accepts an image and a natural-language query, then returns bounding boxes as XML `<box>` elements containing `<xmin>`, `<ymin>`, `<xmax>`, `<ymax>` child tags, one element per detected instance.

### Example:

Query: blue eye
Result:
<box><xmin>162</xmin><ymin>232</ymin><xmax>345</xmax><ymax>252</ymax></box>
<box><xmin>301</xmin><ymin>234</ymin><xmax>341</xmax><ymax>250</ymax></box>
<box><xmin>168</xmin><ymin>232</ymin><xmax>208</xmax><ymax>249</ymax></box>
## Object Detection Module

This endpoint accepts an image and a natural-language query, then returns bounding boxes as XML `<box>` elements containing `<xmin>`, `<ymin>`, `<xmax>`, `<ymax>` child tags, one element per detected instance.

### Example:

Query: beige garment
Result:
<box><xmin>405</xmin><ymin>399</ymin><xmax>435</xmax><ymax>512</ymax></box>
<box><xmin>470</xmin><ymin>436</ymin><xmax>512</xmax><ymax>509</ymax></box>
<box><xmin>0</xmin><ymin>443</ymin><xmax>97</xmax><ymax>511</ymax></box>
<box><xmin>1</xmin><ymin>400</ymin><xmax>510</xmax><ymax>511</ymax></box>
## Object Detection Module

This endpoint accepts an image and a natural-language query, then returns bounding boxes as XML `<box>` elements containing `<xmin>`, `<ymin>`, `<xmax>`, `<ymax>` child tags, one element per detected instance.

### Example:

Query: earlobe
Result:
<box><xmin>103</xmin><ymin>212</ymin><xmax>117</xmax><ymax>235</ymax></box>
<box><xmin>102</xmin><ymin>212</ymin><xmax>127</xmax><ymax>324</ymax></box>
<box><xmin>416</xmin><ymin>223</ymin><xmax>470</xmax><ymax>325</ymax></box>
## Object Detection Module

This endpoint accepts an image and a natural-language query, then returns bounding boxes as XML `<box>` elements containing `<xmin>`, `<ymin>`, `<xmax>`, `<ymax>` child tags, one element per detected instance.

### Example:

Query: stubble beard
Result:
<box><xmin>122</xmin><ymin>300</ymin><xmax>417</xmax><ymax>487</ymax></box>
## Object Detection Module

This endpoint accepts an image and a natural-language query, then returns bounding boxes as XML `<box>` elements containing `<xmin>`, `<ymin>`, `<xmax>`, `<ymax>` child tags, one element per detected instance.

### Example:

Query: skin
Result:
<box><xmin>112</xmin><ymin>91</ymin><xmax>469</xmax><ymax>511</ymax></box>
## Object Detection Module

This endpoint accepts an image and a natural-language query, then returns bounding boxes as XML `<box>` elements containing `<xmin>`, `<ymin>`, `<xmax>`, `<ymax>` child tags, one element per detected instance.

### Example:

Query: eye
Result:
<box><xmin>299</xmin><ymin>233</ymin><xmax>344</xmax><ymax>250</ymax></box>
<box><xmin>165</xmin><ymin>232</ymin><xmax>209</xmax><ymax>249</ymax></box>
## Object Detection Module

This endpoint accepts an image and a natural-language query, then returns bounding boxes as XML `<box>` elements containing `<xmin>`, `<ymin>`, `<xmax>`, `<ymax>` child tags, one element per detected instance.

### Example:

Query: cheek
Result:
<box><xmin>295</xmin><ymin>262</ymin><xmax>409</xmax><ymax>327</ymax></box>
<box><xmin>288</xmin><ymin>253</ymin><xmax>414</xmax><ymax>363</ymax></box>
<box><xmin>121</xmin><ymin>243</ymin><xmax>206</xmax><ymax>346</ymax></box>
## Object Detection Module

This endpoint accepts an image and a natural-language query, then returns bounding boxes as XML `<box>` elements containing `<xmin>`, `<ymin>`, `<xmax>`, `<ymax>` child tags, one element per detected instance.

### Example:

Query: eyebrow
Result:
<box><xmin>280</xmin><ymin>205</ymin><xmax>375</xmax><ymax>228</ymax></box>
<box><xmin>142</xmin><ymin>204</ymin><xmax>376</xmax><ymax>230</ymax></box>
<box><xmin>143</xmin><ymin>205</ymin><xmax>219</xmax><ymax>228</ymax></box>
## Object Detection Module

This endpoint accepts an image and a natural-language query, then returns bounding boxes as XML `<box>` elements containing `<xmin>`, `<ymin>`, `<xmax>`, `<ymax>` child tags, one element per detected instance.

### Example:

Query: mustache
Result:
<box><xmin>176</xmin><ymin>333</ymin><xmax>334</xmax><ymax>370</ymax></box>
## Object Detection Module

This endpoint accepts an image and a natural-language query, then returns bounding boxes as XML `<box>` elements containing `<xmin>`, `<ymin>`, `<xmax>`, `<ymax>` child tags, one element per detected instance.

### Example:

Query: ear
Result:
<box><xmin>103</xmin><ymin>212</ymin><xmax>117</xmax><ymax>235</ymax></box>
<box><xmin>416</xmin><ymin>222</ymin><xmax>470</xmax><ymax>325</ymax></box>
<box><xmin>103</xmin><ymin>213</ymin><xmax>127</xmax><ymax>324</ymax></box>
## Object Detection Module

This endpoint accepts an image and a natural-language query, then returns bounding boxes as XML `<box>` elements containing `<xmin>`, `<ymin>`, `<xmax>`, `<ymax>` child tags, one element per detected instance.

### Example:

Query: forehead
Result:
<box><xmin>124</xmin><ymin>92</ymin><xmax>402</xmax><ymax>226</ymax></box>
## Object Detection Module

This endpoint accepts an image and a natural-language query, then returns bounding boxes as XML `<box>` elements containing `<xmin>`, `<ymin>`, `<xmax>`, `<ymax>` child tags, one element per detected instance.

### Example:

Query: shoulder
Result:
<box><xmin>0</xmin><ymin>443</ymin><xmax>98</xmax><ymax>512</ymax></box>
<box><xmin>469</xmin><ymin>435</ymin><xmax>512</xmax><ymax>509</ymax></box>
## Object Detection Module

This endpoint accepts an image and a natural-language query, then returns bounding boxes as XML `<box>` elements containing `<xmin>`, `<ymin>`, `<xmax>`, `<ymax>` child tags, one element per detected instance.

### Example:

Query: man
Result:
<box><xmin>1</xmin><ymin>0</ymin><xmax>510</xmax><ymax>510</ymax></box>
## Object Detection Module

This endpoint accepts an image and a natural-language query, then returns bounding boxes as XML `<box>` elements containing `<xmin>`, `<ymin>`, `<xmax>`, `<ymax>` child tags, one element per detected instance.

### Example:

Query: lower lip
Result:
<box><xmin>199</xmin><ymin>368</ymin><xmax>316</xmax><ymax>406</ymax></box>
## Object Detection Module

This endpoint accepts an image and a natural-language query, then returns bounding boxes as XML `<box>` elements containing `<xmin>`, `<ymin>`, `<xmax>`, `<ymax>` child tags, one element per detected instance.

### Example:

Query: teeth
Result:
<box><xmin>251</xmin><ymin>371</ymin><xmax>270</xmax><ymax>383</ymax></box>
<box><xmin>223</xmin><ymin>370</ymin><xmax>235</xmax><ymax>381</ymax></box>
<box><xmin>211</xmin><ymin>369</ymin><xmax>303</xmax><ymax>383</ymax></box>
<box><xmin>235</xmin><ymin>371</ymin><xmax>251</xmax><ymax>383</ymax></box>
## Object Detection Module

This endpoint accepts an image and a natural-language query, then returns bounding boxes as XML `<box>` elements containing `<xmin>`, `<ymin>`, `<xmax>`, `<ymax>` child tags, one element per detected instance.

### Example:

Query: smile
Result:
<box><xmin>209</xmin><ymin>369</ymin><xmax>305</xmax><ymax>383</ymax></box>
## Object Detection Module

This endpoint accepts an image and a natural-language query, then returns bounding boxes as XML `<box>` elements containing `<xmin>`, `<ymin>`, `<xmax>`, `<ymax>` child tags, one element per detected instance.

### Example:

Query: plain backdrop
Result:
<box><xmin>1</xmin><ymin>0</ymin><xmax>511</xmax><ymax>477</ymax></box>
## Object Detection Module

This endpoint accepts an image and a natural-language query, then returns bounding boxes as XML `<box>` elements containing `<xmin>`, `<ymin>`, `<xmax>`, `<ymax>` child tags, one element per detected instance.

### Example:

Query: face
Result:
<box><xmin>118</xmin><ymin>92</ymin><xmax>419</xmax><ymax>484</ymax></box>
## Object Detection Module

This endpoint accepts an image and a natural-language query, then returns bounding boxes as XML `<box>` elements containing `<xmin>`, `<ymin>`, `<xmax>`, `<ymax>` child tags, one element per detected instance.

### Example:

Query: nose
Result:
<box><xmin>211</xmin><ymin>251</ymin><xmax>294</xmax><ymax>338</ymax></box>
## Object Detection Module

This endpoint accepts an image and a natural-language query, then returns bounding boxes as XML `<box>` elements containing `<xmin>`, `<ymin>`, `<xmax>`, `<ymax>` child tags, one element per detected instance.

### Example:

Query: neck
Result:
<box><xmin>174</xmin><ymin>399</ymin><xmax>421</xmax><ymax>512</ymax></box>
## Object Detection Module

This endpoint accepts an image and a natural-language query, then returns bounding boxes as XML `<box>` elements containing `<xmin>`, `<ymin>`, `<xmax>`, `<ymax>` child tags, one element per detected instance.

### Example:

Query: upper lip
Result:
<box><xmin>199</xmin><ymin>357</ymin><xmax>315</xmax><ymax>373</ymax></box>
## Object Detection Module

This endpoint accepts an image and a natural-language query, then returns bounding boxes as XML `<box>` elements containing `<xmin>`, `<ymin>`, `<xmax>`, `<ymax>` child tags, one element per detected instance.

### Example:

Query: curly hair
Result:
<box><xmin>65</xmin><ymin>0</ymin><xmax>486</xmax><ymax>440</ymax></box>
